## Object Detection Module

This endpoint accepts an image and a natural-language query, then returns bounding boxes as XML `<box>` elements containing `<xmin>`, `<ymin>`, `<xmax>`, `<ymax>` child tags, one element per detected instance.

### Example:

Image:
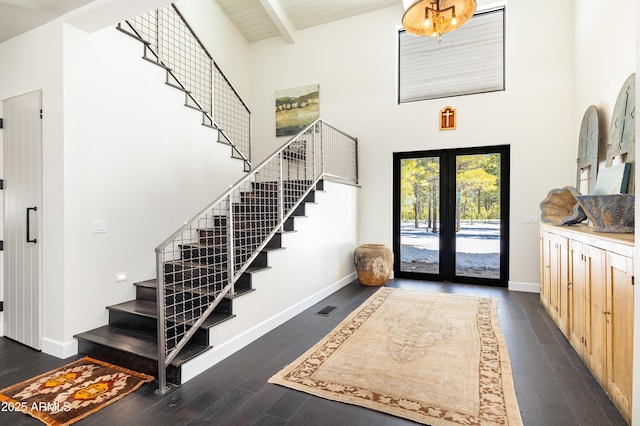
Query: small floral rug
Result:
<box><xmin>269</xmin><ymin>287</ymin><xmax>523</xmax><ymax>425</ymax></box>
<box><xmin>0</xmin><ymin>357</ymin><xmax>153</xmax><ymax>426</ymax></box>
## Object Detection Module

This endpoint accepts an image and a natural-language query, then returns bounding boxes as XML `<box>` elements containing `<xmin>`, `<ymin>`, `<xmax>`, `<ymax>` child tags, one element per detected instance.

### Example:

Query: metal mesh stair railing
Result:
<box><xmin>117</xmin><ymin>3</ymin><xmax>251</xmax><ymax>171</ymax></box>
<box><xmin>154</xmin><ymin>119</ymin><xmax>358</xmax><ymax>393</ymax></box>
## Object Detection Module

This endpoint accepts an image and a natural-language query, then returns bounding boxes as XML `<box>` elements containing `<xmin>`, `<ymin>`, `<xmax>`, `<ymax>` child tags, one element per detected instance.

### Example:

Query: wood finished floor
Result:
<box><xmin>0</xmin><ymin>279</ymin><xmax>628</xmax><ymax>425</ymax></box>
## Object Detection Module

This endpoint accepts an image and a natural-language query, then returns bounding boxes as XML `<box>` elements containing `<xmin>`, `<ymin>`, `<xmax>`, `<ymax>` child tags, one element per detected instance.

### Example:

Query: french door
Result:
<box><xmin>393</xmin><ymin>145</ymin><xmax>510</xmax><ymax>286</ymax></box>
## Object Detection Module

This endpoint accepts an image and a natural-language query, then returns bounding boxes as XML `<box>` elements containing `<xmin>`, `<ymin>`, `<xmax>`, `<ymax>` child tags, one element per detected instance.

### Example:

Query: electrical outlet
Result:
<box><xmin>92</xmin><ymin>220</ymin><xmax>107</xmax><ymax>234</ymax></box>
<box><xmin>525</xmin><ymin>215</ymin><xmax>538</xmax><ymax>224</ymax></box>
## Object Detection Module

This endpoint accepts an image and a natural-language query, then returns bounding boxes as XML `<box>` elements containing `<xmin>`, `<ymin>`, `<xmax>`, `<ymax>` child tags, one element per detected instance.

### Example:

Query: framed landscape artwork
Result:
<box><xmin>275</xmin><ymin>84</ymin><xmax>319</xmax><ymax>136</ymax></box>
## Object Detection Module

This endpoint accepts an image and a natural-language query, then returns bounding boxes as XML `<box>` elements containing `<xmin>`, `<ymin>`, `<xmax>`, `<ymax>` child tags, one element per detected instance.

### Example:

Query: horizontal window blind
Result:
<box><xmin>398</xmin><ymin>7</ymin><xmax>505</xmax><ymax>103</ymax></box>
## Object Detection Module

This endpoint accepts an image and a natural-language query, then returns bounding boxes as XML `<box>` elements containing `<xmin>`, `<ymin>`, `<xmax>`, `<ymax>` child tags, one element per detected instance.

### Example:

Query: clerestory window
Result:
<box><xmin>398</xmin><ymin>6</ymin><xmax>505</xmax><ymax>103</ymax></box>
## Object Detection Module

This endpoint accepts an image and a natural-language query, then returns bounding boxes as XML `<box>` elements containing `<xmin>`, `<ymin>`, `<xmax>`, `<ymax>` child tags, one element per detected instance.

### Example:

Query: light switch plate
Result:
<box><xmin>92</xmin><ymin>220</ymin><xmax>107</xmax><ymax>234</ymax></box>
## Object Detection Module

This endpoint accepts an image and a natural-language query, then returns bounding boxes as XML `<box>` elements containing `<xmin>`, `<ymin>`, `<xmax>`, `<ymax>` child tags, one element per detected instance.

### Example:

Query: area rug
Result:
<box><xmin>269</xmin><ymin>287</ymin><xmax>523</xmax><ymax>425</ymax></box>
<box><xmin>0</xmin><ymin>357</ymin><xmax>153</xmax><ymax>426</ymax></box>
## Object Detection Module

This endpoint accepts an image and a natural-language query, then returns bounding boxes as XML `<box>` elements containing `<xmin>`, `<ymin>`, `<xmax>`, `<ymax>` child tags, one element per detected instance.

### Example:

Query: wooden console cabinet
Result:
<box><xmin>540</xmin><ymin>224</ymin><xmax>634</xmax><ymax>423</ymax></box>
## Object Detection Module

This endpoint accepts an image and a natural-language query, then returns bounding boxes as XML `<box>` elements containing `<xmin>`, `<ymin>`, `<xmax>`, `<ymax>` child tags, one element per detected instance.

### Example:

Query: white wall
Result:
<box><xmin>248</xmin><ymin>0</ymin><xmax>575</xmax><ymax>289</ymax></box>
<box><xmin>0</xmin><ymin>22</ymin><xmax>65</xmax><ymax>343</ymax></box>
<box><xmin>60</xmin><ymin>23</ymin><xmax>247</xmax><ymax>343</ymax></box>
<box><xmin>1</xmin><ymin>0</ymin><xmax>359</xmax><ymax>360</ymax></box>
<box><xmin>0</xmin><ymin>0</ymin><xmax>253</xmax><ymax>353</ymax></box>
<box><xmin>573</xmin><ymin>0</ymin><xmax>636</xmax><ymax>146</ymax></box>
<box><xmin>176</xmin><ymin>0</ymin><xmax>251</xmax><ymax>103</ymax></box>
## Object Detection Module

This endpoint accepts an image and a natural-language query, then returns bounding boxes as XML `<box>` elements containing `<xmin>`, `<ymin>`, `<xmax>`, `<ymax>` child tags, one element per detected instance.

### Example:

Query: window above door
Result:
<box><xmin>397</xmin><ymin>6</ymin><xmax>505</xmax><ymax>103</ymax></box>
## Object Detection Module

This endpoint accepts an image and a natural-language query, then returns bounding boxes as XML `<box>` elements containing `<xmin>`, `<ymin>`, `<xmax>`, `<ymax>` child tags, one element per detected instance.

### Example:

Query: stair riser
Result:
<box><xmin>164</xmin><ymin>291</ymin><xmax>220</xmax><ymax>312</ymax></box>
<box><xmin>252</xmin><ymin>180</ymin><xmax>312</xmax><ymax>191</ymax></box>
<box><xmin>108</xmin><ymin>310</ymin><xmax>209</xmax><ymax>347</ymax></box>
<box><xmin>239</xmin><ymin>191</ymin><xmax>314</xmax><ymax>206</ymax></box>
<box><xmin>266</xmin><ymin>233</ymin><xmax>282</xmax><ymax>249</ymax></box>
<box><xmin>232</xmin><ymin>218</ymin><xmax>280</xmax><ymax>230</ymax></box>
<box><xmin>234</xmin><ymin>273</ymin><xmax>252</xmax><ymax>294</ymax></box>
<box><xmin>304</xmin><ymin>191</ymin><xmax>316</xmax><ymax>203</ymax></box>
<box><xmin>136</xmin><ymin>285</ymin><xmax>157</xmax><ymax>302</ymax></box>
<box><xmin>234</xmin><ymin>204</ymin><xmax>279</xmax><ymax>214</ymax></box>
<box><xmin>131</xmin><ymin>283</ymin><xmax>234</xmax><ymax>318</ymax></box>
<box><xmin>283</xmin><ymin>218</ymin><xmax>295</xmax><ymax>232</ymax></box>
<box><xmin>136</xmin><ymin>284</ymin><xmax>223</xmax><ymax>309</ymax></box>
<box><xmin>77</xmin><ymin>340</ymin><xmax>181</xmax><ymax>384</ymax></box>
<box><xmin>164</xmin><ymin>264</ymin><xmax>228</xmax><ymax>287</ymax></box>
<box><xmin>180</xmin><ymin>247</ymin><xmax>267</xmax><ymax>271</ymax></box>
<box><xmin>181</xmin><ymin>245</ymin><xmax>227</xmax><ymax>264</ymax></box>
<box><xmin>249</xmin><ymin>252</ymin><xmax>268</xmax><ymax>269</ymax></box>
<box><xmin>292</xmin><ymin>204</ymin><xmax>305</xmax><ymax>216</ymax></box>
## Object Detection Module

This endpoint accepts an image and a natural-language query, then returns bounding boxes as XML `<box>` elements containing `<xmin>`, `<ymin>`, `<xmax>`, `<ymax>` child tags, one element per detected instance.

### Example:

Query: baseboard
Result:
<box><xmin>42</xmin><ymin>337</ymin><xmax>78</xmax><ymax>359</ymax></box>
<box><xmin>509</xmin><ymin>281</ymin><xmax>540</xmax><ymax>293</ymax></box>
<box><xmin>181</xmin><ymin>272</ymin><xmax>357</xmax><ymax>383</ymax></box>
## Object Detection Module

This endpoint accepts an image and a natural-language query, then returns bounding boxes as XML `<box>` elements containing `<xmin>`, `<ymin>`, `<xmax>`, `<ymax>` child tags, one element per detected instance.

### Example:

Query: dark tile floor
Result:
<box><xmin>0</xmin><ymin>279</ymin><xmax>628</xmax><ymax>425</ymax></box>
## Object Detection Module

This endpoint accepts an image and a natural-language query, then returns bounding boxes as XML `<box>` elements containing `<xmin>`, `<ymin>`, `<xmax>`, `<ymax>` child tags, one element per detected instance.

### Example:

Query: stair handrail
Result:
<box><xmin>154</xmin><ymin>118</ymin><xmax>358</xmax><ymax>393</ymax></box>
<box><xmin>117</xmin><ymin>3</ymin><xmax>252</xmax><ymax>170</ymax></box>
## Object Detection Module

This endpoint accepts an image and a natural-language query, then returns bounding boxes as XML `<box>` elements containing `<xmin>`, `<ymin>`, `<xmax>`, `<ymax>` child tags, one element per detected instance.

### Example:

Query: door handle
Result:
<box><xmin>26</xmin><ymin>206</ymin><xmax>37</xmax><ymax>243</ymax></box>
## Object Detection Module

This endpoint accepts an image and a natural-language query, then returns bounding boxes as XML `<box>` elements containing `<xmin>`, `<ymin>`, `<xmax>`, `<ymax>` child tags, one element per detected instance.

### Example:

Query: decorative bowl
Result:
<box><xmin>574</xmin><ymin>194</ymin><xmax>635</xmax><ymax>233</ymax></box>
<box><xmin>539</xmin><ymin>186</ymin><xmax>587</xmax><ymax>226</ymax></box>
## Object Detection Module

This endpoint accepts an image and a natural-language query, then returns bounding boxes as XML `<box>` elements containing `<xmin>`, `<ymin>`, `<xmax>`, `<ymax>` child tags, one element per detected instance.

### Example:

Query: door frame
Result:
<box><xmin>392</xmin><ymin>145</ymin><xmax>510</xmax><ymax>287</ymax></box>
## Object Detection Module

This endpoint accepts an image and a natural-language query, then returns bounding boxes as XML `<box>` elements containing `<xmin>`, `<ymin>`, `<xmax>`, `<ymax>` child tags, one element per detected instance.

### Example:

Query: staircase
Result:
<box><xmin>75</xmin><ymin>118</ymin><xmax>356</xmax><ymax>393</ymax></box>
<box><xmin>73</xmin><ymin>3</ymin><xmax>358</xmax><ymax>394</ymax></box>
<box><xmin>74</xmin><ymin>181</ymin><xmax>322</xmax><ymax>384</ymax></box>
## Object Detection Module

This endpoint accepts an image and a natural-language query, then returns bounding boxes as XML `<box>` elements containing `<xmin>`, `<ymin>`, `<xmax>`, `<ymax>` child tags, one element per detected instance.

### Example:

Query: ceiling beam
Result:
<box><xmin>258</xmin><ymin>0</ymin><xmax>296</xmax><ymax>44</ymax></box>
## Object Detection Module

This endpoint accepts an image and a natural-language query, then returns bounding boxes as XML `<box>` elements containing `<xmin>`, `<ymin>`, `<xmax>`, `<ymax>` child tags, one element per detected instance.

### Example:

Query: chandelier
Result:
<box><xmin>402</xmin><ymin>0</ymin><xmax>477</xmax><ymax>41</ymax></box>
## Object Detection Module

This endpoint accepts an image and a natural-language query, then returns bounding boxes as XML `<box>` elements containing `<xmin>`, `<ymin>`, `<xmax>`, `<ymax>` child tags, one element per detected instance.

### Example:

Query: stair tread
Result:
<box><xmin>135</xmin><ymin>279</ymin><xmax>157</xmax><ymax>288</ymax></box>
<box><xmin>227</xmin><ymin>288</ymin><xmax>256</xmax><ymax>299</ymax></box>
<box><xmin>75</xmin><ymin>325</ymin><xmax>210</xmax><ymax>366</ymax></box>
<box><xmin>244</xmin><ymin>265</ymin><xmax>271</xmax><ymax>274</ymax></box>
<box><xmin>107</xmin><ymin>299</ymin><xmax>156</xmax><ymax>318</ymax></box>
<box><xmin>166</xmin><ymin>259</ymin><xmax>218</xmax><ymax>268</ymax></box>
<box><xmin>182</xmin><ymin>242</ymin><xmax>258</xmax><ymax>253</ymax></box>
<box><xmin>165</xmin><ymin>81</ymin><xmax>191</xmax><ymax>93</ymax></box>
<box><xmin>262</xmin><ymin>246</ymin><xmax>285</xmax><ymax>253</ymax></box>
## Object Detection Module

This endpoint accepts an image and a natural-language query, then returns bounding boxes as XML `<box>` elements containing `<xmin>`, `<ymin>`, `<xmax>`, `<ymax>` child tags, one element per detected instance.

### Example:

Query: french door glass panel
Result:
<box><xmin>399</xmin><ymin>157</ymin><xmax>440</xmax><ymax>274</ymax></box>
<box><xmin>455</xmin><ymin>154</ymin><xmax>501</xmax><ymax>279</ymax></box>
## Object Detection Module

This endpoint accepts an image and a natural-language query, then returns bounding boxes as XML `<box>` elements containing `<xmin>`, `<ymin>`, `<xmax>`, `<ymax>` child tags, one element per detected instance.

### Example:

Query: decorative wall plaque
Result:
<box><xmin>576</xmin><ymin>105</ymin><xmax>599</xmax><ymax>194</ymax></box>
<box><xmin>439</xmin><ymin>106</ymin><xmax>456</xmax><ymax>130</ymax></box>
<box><xmin>607</xmin><ymin>73</ymin><xmax>635</xmax><ymax>167</ymax></box>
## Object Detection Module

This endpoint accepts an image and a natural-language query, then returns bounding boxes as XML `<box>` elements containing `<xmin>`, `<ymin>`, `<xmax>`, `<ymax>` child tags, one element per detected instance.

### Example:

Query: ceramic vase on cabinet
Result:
<box><xmin>354</xmin><ymin>244</ymin><xmax>393</xmax><ymax>286</ymax></box>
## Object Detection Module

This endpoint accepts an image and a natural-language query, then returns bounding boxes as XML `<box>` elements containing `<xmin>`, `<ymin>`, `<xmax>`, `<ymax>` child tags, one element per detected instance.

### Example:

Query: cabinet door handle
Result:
<box><xmin>26</xmin><ymin>206</ymin><xmax>38</xmax><ymax>244</ymax></box>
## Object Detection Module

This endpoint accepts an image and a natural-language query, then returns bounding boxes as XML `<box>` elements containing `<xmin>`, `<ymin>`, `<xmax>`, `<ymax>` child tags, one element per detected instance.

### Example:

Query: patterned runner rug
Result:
<box><xmin>269</xmin><ymin>287</ymin><xmax>523</xmax><ymax>425</ymax></box>
<box><xmin>0</xmin><ymin>356</ymin><xmax>153</xmax><ymax>426</ymax></box>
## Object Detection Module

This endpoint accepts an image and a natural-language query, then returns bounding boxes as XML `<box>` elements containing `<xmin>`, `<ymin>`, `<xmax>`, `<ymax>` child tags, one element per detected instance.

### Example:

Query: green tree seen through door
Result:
<box><xmin>400</xmin><ymin>157</ymin><xmax>439</xmax><ymax>232</ymax></box>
